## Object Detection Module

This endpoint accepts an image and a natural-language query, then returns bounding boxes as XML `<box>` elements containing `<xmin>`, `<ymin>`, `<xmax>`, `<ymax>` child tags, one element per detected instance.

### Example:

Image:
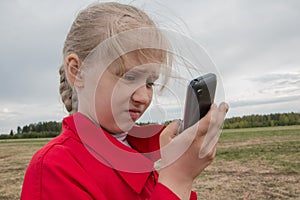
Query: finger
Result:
<box><xmin>216</xmin><ymin>102</ymin><xmax>229</xmax><ymax>128</ymax></box>
<box><xmin>219</xmin><ymin>102</ymin><xmax>229</xmax><ymax>113</ymax></box>
<box><xmin>208</xmin><ymin>145</ymin><xmax>217</xmax><ymax>161</ymax></box>
<box><xmin>160</xmin><ymin>120</ymin><xmax>194</xmax><ymax>168</ymax></box>
<box><xmin>201</xmin><ymin>103</ymin><xmax>219</xmax><ymax>139</ymax></box>
<box><xmin>198</xmin><ymin>130</ymin><xmax>219</xmax><ymax>159</ymax></box>
<box><xmin>206</xmin><ymin>102</ymin><xmax>228</xmax><ymax>134</ymax></box>
<box><xmin>199</xmin><ymin>132</ymin><xmax>219</xmax><ymax>159</ymax></box>
<box><xmin>160</xmin><ymin>120</ymin><xmax>180</xmax><ymax>147</ymax></box>
<box><xmin>196</xmin><ymin>104</ymin><xmax>216</xmax><ymax>136</ymax></box>
<box><xmin>198</xmin><ymin>104</ymin><xmax>221</xmax><ymax>158</ymax></box>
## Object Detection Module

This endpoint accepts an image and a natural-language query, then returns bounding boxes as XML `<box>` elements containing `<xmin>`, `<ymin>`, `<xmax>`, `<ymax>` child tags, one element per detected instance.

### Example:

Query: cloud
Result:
<box><xmin>0</xmin><ymin>102</ymin><xmax>67</xmax><ymax>134</ymax></box>
<box><xmin>227</xmin><ymin>71</ymin><xmax>300</xmax><ymax>116</ymax></box>
<box><xmin>229</xmin><ymin>95</ymin><xmax>300</xmax><ymax>108</ymax></box>
<box><xmin>0</xmin><ymin>0</ymin><xmax>300</xmax><ymax>132</ymax></box>
<box><xmin>184</xmin><ymin>0</ymin><xmax>300</xmax><ymax>76</ymax></box>
<box><xmin>0</xmin><ymin>108</ymin><xmax>19</xmax><ymax>121</ymax></box>
<box><xmin>249</xmin><ymin>71</ymin><xmax>300</xmax><ymax>96</ymax></box>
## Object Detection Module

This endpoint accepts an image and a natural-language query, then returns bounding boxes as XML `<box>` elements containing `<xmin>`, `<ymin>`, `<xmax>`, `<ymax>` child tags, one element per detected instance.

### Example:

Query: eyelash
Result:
<box><xmin>123</xmin><ymin>74</ymin><xmax>135</xmax><ymax>81</ymax></box>
<box><xmin>146</xmin><ymin>80</ymin><xmax>155</xmax><ymax>88</ymax></box>
<box><xmin>122</xmin><ymin>74</ymin><xmax>155</xmax><ymax>88</ymax></box>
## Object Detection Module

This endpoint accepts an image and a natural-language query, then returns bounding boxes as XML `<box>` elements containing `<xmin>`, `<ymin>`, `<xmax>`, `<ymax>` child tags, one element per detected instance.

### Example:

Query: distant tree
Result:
<box><xmin>29</xmin><ymin>124</ymin><xmax>35</xmax><ymax>132</ymax></box>
<box><xmin>223</xmin><ymin>112</ymin><xmax>300</xmax><ymax>129</ymax></box>
<box><xmin>17</xmin><ymin>126</ymin><xmax>22</xmax><ymax>134</ymax></box>
<box><xmin>22</xmin><ymin>125</ymin><xmax>29</xmax><ymax>133</ymax></box>
<box><xmin>2</xmin><ymin>112</ymin><xmax>299</xmax><ymax>139</ymax></box>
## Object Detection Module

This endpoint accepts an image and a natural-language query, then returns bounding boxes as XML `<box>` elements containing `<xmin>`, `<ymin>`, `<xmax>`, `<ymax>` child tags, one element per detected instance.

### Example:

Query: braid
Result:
<box><xmin>59</xmin><ymin>64</ymin><xmax>78</xmax><ymax>114</ymax></box>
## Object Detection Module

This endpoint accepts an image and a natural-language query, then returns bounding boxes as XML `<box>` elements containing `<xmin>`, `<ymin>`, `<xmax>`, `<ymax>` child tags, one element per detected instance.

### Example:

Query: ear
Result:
<box><xmin>65</xmin><ymin>53</ymin><xmax>84</xmax><ymax>88</ymax></box>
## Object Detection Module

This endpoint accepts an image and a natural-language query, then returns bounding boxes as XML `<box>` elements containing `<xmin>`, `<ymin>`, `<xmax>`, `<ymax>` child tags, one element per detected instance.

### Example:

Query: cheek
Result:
<box><xmin>144</xmin><ymin>89</ymin><xmax>153</xmax><ymax>109</ymax></box>
<box><xmin>148</xmin><ymin>90</ymin><xmax>153</xmax><ymax>103</ymax></box>
<box><xmin>94</xmin><ymin>78</ymin><xmax>116</xmax><ymax>119</ymax></box>
<box><xmin>111</xmin><ymin>85</ymin><xmax>133</xmax><ymax>106</ymax></box>
<box><xmin>94</xmin><ymin>87</ymin><xmax>110</xmax><ymax>121</ymax></box>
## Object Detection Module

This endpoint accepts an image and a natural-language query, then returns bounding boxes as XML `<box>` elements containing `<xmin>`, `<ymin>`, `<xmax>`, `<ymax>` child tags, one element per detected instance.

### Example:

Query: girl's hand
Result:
<box><xmin>158</xmin><ymin>103</ymin><xmax>229</xmax><ymax>199</ymax></box>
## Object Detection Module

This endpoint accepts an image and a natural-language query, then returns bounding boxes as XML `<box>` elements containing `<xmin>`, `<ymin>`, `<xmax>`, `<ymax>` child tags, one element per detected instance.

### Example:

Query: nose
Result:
<box><xmin>131</xmin><ymin>85</ymin><xmax>152</xmax><ymax>105</ymax></box>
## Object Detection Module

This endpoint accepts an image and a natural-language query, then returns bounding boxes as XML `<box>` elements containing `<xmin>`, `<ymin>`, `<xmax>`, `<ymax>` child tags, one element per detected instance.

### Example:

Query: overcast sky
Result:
<box><xmin>0</xmin><ymin>0</ymin><xmax>299</xmax><ymax>133</ymax></box>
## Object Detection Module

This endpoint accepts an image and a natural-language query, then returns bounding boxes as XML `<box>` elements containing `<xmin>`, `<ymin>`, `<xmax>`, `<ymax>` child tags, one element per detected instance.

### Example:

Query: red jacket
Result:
<box><xmin>21</xmin><ymin>113</ymin><xmax>197</xmax><ymax>199</ymax></box>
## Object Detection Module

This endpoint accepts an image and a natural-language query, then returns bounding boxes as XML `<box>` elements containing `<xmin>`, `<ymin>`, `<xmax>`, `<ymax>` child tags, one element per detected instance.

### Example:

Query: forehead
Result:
<box><xmin>125</xmin><ymin>49</ymin><xmax>166</xmax><ymax>64</ymax></box>
<box><xmin>111</xmin><ymin>49</ymin><xmax>167</xmax><ymax>74</ymax></box>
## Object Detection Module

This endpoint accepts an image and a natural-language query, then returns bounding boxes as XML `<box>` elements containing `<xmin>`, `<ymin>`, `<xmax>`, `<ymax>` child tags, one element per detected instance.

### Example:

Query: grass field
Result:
<box><xmin>0</xmin><ymin>126</ymin><xmax>299</xmax><ymax>199</ymax></box>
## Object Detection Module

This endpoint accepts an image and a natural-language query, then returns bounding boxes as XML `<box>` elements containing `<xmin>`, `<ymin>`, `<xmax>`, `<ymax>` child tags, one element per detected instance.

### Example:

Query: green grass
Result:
<box><xmin>0</xmin><ymin>138</ymin><xmax>51</xmax><ymax>144</ymax></box>
<box><xmin>217</xmin><ymin>126</ymin><xmax>300</xmax><ymax>175</ymax></box>
<box><xmin>218</xmin><ymin>141</ymin><xmax>299</xmax><ymax>174</ymax></box>
<box><xmin>1</xmin><ymin>126</ymin><xmax>300</xmax><ymax>199</ymax></box>
<box><xmin>194</xmin><ymin>126</ymin><xmax>300</xmax><ymax>199</ymax></box>
<box><xmin>220</xmin><ymin>125</ymin><xmax>300</xmax><ymax>140</ymax></box>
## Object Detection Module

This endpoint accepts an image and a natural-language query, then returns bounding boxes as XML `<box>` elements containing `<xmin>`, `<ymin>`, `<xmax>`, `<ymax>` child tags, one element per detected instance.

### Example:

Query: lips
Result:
<box><xmin>128</xmin><ymin>109</ymin><xmax>141</xmax><ymax>121</ymax></box>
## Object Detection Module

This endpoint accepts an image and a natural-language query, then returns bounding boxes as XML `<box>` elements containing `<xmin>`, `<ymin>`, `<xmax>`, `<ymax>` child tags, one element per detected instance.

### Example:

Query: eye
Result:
<box><xmin>146</xmin><ymin>82</ymin><xmax>155</xmax><ymax>88</ymax></box>
<box><xmin>123</xmin><ymin>74</ymin><xmax>136</xmax><ymax>81</ymax></box>
<box><xmin>146</xmin><ymin>77</ymin><xmax>156</xmax><ymax>88</ymax></box>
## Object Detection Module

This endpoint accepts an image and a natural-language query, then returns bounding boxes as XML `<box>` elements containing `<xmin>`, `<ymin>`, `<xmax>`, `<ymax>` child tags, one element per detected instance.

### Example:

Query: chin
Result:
<box><xmin>112</xmin><ymin>113</ymin><xmax>142</xmax><ymax>133</ymax></box>
<box><xmin>113</xmin><ymin>121</ymin><xmax>135</xmax><ymax>133</ymax></box>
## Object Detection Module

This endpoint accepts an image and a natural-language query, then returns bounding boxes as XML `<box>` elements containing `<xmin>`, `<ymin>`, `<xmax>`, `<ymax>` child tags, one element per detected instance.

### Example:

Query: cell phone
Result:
<box><xmin>182</xmin><ymin>73</ymin><xmax>217</xmax><ymax>130</ymax></box>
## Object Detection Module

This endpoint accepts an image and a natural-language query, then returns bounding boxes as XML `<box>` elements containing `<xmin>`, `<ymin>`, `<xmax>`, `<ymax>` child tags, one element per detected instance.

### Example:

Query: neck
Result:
<box><xmin>110</xmin><ymin>132</ymin><xmax>131</xmax><ymax>147</ymax></box>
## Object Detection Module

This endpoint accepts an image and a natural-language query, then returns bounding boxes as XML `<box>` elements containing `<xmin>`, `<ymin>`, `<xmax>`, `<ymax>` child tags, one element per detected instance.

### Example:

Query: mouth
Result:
<box><xmin>128</xmin><ymin>109</ymin><xmax>142</xmax><ymax>121</ymax></box>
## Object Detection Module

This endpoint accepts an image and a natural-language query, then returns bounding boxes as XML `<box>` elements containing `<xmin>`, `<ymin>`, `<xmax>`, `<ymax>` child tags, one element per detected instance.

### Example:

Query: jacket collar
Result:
<box><xmin>62</xmin><ymin>112</ymin><xmax>164</xmax><ymax>194</ymax></box>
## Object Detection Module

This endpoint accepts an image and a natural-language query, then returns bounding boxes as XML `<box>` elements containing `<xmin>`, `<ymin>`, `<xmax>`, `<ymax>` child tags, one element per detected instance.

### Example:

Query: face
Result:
<box><xmin>94</xmin><ymin>51</ymin><xmax>160</xmax><ymax>133</ymax></box>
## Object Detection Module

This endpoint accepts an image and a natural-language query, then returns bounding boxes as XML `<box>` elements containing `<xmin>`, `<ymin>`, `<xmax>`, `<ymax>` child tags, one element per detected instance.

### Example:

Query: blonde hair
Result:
<box><xmin>59</xmin><ymin>2</ymin><xmax>170</xmax><ymax>114</ymax></box>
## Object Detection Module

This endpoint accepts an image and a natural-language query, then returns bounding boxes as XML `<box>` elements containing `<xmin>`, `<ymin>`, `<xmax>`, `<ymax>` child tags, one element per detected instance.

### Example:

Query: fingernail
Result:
<box><xmin>174</xmin><ymin>119</ymin><xmax>182</xmax><ymax>125</ymax></box>
<box><xmin>220</xmin><ymin>102</ymin><xmax>229</xmax><ymax>112</ymax></box>
<box><xmin>225</xmin><ymin>103</ymin><xmax>229</xmax><ymax>112</ymax></box>
<box><xmin>211</xmin><ymin>103</ymin><xmax>217</xmax><ymax>109</ymax></box>
<box><xmin>177</xmin><ymin>119</ymin><xmax>183</xmax><ymax>132</ymax></box>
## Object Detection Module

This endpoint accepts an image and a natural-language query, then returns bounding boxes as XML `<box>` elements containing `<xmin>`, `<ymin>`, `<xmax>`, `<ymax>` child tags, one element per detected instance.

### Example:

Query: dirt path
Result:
<box><xmin>194</xmin><ymin>160</ymin><xmax>300</xmax><ymax>199</ymax></box>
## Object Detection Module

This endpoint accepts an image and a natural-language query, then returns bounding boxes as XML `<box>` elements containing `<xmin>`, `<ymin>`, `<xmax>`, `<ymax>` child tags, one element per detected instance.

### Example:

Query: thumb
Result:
<box><xmin>160</xmin><ymin>120</ymin><xmax>180</xmax><ymax>148</ymax></box>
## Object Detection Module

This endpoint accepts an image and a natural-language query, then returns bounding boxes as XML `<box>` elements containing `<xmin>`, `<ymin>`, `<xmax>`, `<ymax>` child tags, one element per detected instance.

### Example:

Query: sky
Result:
<box><xmin>0</xmin><ymin>0</ymin><xmax>299</xmax><ymax>134</ymax></box>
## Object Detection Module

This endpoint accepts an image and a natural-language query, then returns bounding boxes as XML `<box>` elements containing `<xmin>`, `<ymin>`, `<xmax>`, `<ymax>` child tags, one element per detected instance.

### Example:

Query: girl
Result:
<box><xmin>21</xmin><ymin>2</ymin><xmax>228</xmax><ymax>200</ymax></box>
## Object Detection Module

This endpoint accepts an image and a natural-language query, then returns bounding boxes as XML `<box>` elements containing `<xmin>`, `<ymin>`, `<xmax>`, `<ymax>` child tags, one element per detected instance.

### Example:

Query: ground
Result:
<box><xmin>0</xmin><ymin>126</ymin><xmax>299</xmax><ymax>199</ymax></box>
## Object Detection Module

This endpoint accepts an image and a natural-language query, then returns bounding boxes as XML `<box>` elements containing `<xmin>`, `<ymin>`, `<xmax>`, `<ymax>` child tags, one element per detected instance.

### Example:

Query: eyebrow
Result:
<box><xmin>126</xmin><ymin>67</ymin><xmax>159</xmax><ymax>77</ymax></box>
<box><xmin>127</xmin><ymin>68</ymin><xmax>148</xmax><ymax>74</ymax></box>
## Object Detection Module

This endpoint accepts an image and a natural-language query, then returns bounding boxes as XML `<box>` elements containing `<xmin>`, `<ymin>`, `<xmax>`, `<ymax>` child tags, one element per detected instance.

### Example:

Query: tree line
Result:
<box><xmin>1</xmin><ymin>112</ymin><xmax>299</xmax><ymax>139</ymax></box>
<box><xmin>223</xmin><ymin>112</ymin><xmax>300</xmax><ymax>129</ymax></box>
<box><xmin>2</xmin><ymin>121</ymin><xmax>62</xmax><ymax>139</ymax></box>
